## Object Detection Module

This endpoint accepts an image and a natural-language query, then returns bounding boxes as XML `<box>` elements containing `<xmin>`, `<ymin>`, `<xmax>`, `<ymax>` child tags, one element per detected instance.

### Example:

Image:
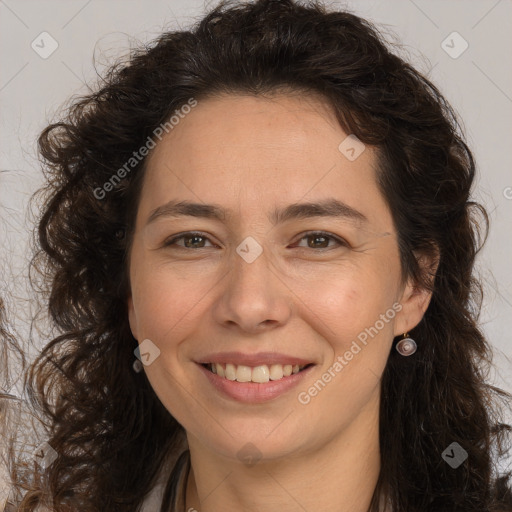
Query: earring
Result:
<box><xmin>395</xmin><ymin>333</ymin><xmax>417</xmax><ymax>356</ymax></box>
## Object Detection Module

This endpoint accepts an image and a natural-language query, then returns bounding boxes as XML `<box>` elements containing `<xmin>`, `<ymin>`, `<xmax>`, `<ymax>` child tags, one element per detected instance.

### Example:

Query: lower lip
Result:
<box><xmin>196</xmin><ymin>363</ymin><xmax>315</xmax><ymax>403</ymax></box>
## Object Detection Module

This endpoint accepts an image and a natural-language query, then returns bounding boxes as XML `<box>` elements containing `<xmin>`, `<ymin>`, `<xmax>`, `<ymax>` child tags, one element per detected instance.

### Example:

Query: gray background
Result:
<box><xmin>1</xmin><ymin>0</ymin><xmax>511</xmax><ymax>397</ymax></box>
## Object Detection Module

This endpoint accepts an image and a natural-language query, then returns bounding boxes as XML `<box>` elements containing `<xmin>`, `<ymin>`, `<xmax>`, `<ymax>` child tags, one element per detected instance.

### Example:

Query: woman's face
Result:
<box><xmin>128</xmin><ymin>92</ymin><xmax>429</xmax><ymax>462</ymax></box>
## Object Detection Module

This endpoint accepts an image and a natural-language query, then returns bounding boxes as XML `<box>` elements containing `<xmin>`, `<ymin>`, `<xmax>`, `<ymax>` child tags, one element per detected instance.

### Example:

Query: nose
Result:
<box><xmin>211</xmin><ymin>240</ymin><xmax>292</xmax><ymax>334</ymax></box>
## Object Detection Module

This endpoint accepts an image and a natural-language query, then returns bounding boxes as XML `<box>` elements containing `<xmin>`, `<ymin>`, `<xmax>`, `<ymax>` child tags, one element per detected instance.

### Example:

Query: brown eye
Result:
<box><xmin>164</xmin><ymin>232</ymin><xmax>216</xmax><ymax>249</ymax></box>
<box><xmin>292</xmin><ymin>231</ymin><xmax>348</xmax><ymax>250</ymax></box>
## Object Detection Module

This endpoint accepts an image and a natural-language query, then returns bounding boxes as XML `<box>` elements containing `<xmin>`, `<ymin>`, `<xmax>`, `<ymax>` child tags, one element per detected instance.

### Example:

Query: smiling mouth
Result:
<box><xmin>201</xmin><ymin>362</ymin><xmax>314</xmax><ymax>383</ymax></box>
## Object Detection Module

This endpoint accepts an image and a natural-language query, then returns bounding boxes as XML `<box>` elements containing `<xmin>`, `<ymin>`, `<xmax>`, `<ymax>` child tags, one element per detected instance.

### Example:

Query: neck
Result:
<box><xmin>184</xmin><ymin>396</ymin><xmax>381</xmax><ymax>512</ymax></box>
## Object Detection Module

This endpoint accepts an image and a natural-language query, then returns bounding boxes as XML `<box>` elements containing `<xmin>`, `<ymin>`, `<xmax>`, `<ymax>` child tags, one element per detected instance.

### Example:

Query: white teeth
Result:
<box><xmin>269</xmin><ymin>364</ymin><xmax>284</xmax><ymax>380</ymax></box>
<box><xmin>215</xmin><ymin>363</ymin><xmax>225</xmax><ymax>377</ymax></box>
<box><xmin>225</xmin><ymin>363</ymin><xmax>237</xmax><ymax>381</ymax></box>
<box><xmin>251</xmin><ymin>365</ymin><xmax>270</xmax><ymax>383</ymax></box>
<box><xmin>235</xmin><ymin>365</ymin><xmax>252</xmax><ymax>382</ymax></box>
<box><xmin>207</xmin><ymin>362</ymin><xmax>308</xmax><ymax>383</ymax></box>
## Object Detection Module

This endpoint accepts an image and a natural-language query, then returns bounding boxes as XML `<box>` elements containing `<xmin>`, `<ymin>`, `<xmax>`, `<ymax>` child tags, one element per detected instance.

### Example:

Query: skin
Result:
<box><xmin>127</xmin><ymin>92</ymin><xmax>435</xmax><ymax>512</ymax></box>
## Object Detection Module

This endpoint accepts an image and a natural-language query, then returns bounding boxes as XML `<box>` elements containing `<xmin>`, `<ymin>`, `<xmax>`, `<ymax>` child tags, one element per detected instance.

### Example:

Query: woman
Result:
<box><xmin>8</xmin><ymin>0</ymin><xmax>512</xmax><ymax>510</ymax></box>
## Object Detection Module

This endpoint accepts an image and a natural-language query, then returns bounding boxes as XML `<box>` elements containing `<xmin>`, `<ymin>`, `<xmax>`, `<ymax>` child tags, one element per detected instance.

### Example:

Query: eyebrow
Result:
<box><xmin>146</xmin><ymin>198</ymin><xmax>368</xmax><ymax>226</ymax></box>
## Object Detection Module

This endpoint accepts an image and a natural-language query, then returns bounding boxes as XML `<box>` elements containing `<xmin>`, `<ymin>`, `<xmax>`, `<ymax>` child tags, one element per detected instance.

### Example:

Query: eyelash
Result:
<box><xmin>163</xmin><ymin>231</ymin><xmax>348</xmax><ymax>251</ymax></box>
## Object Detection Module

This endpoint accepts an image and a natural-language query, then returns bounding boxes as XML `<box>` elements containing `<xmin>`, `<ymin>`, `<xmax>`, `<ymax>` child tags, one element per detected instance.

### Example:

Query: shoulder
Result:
<box><xmin>140</xmin><ymin>482</ymin><xmax>167</xmax><ymax>512</ymax></box>
<box><xmin>140</xmin><ymin>436</ymin><xmax>188</xmax><ymax>511</ymax></box>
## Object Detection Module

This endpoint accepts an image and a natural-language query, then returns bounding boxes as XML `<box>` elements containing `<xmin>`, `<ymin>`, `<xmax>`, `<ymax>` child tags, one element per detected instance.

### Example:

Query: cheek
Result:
<box><xmin>286</xmin><ymin>264</ymin><xmax>397</xmax><ymax>348</ymax></box>
<box><xmin>130</xmin><ymin>261</ymin><xmax>214</xmax><ymax>354</ymax></box>
<box><xmin>295</xmin><ymin>275</ymin><xmax>396</xmax><ymax>425</ymax></box>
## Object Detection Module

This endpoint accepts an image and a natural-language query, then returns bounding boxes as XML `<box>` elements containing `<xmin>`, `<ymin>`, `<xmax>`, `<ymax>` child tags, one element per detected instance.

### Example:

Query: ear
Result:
<box><xmin>394</xmin><ymin>248</ymin><xmax>439</xmax><ymax>336</ymax></box>
<box><xmin>127</xmin><ymin>295</ymin><xmax>139</xmax><ymax>341</ymax></box>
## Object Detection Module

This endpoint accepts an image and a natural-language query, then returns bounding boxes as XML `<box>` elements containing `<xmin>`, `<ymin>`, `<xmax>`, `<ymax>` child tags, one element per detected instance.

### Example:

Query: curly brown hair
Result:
<box><xmin>1</xmin><ymin>295</ymin><xmax>31</xmax><ymax>511</ymax></box>
<box><xmin>8</xmin><ymin>0</ymin><xmax>512</xmax><ymax>510</ymax></box>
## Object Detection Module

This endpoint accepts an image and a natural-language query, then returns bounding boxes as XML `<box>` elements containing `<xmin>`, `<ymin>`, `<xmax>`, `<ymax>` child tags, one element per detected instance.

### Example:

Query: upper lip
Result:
<box><xmin>196</xmin><ymin>351</ymin><xmax>314</xmax><ymax>367</ymax></box>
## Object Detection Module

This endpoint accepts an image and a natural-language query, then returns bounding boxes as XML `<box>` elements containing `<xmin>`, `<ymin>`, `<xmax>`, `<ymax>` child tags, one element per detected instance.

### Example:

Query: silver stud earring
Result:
<box><xmin>395</xmin><ymin>333</ymin><xmax>417</xmax><ymax>356</ymax></box>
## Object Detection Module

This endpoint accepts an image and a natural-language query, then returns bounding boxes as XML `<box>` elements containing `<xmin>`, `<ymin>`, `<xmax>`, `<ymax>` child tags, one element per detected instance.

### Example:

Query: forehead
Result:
<box><xmin>145</xmin><ymin>91</ymin><xmax>361</xmax><ymax>173</ymax></box>
<box><xmin>148</xmin><ymin>91</ymin><xmax>347</xmax><ymax>156</ymax></box>
<box><xmin>139</xmin><ymin>93</ymin><xmax>390</xmax><ymax>231</ymax></box>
